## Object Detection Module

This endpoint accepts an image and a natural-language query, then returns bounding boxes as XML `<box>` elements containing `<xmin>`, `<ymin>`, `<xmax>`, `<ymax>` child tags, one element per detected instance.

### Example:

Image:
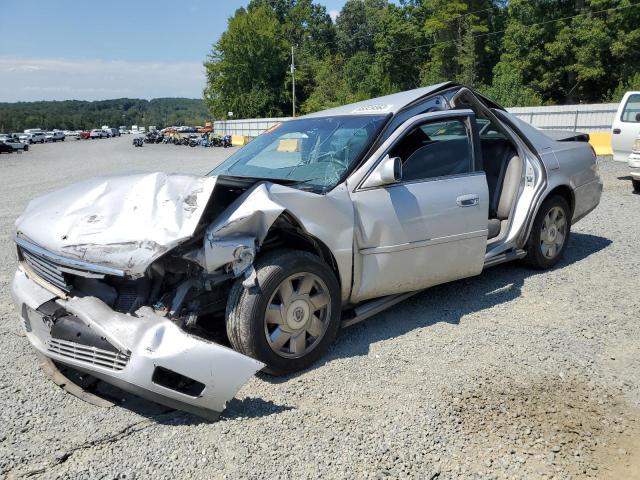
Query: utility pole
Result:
<box><xmin>291</xmin><ymin>45</ymin><xmax>296</xmax><ymax>117</ymax></box>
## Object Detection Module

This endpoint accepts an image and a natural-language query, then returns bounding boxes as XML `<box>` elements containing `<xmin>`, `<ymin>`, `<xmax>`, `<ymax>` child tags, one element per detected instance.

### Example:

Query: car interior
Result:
<box><xmin>478</xmin><ymin>118</ymin><xmax>521</xmax><ymax>240</ymax></box>
<box><xmin>388</xmin><ymin>115</ymin><xmax>521</xmax><ymax>242</ymax></box>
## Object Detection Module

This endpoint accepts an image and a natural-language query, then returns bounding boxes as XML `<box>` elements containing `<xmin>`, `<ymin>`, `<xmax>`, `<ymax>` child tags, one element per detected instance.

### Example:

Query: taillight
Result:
<box><xmin>633</xmin><ymin>138</ymin><xmax>640</xmax><ymax>154</ymax></box>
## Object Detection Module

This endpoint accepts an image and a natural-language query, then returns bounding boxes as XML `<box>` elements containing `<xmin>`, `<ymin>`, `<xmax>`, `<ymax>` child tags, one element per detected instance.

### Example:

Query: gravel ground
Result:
<box><xmin>0</xmin><ymin>137</ymin><xmax>638</xmax><ymax>479</ymax></box>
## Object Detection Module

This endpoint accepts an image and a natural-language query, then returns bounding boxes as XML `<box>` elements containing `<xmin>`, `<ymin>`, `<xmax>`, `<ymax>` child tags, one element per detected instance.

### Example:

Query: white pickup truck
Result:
<box><xmin>611</xmin><ymin>91</ymin><xmax>640</xmax><ymax>162</ymax></box>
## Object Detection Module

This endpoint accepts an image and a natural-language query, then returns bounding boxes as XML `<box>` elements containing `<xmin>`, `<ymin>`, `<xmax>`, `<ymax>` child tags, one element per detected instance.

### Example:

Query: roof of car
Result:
<box><xmin>302</xmin><ymin>82</ymin><xmax>454</xmax><ymax>118</ymax></box>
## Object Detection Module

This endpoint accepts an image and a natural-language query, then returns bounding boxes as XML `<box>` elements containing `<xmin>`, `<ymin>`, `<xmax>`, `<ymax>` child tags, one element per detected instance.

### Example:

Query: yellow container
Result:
<box><xmin>231</xmin><ymin>135</ymin><xmax>250</xmax><ymax>146</ymax></box>
<box><xmin>588</xmin><ymin>132</ymin><xmax>612</xmax><ymax>156</ymax></box>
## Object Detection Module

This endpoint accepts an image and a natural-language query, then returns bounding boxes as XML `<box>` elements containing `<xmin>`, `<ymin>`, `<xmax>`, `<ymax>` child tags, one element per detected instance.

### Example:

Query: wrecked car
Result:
<box><xmin>11</xmin><ymin>83</ymin><xmax>602</xmax><ymax>419</ymax></box>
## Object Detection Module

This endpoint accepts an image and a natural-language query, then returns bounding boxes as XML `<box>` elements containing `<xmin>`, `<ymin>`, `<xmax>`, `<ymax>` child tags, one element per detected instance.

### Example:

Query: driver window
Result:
<box><xmin>389</xmin><ymin>118</ymin><xmax>472</xmax><ymax>182</ymax></box>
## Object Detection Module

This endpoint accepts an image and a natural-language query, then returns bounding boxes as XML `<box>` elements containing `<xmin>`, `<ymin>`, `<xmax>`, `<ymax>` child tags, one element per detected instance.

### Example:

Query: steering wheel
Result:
<box><xmin>315</xmin><ymin>151</ymin><xmax>348</xmax><ymax>169</ymax></box>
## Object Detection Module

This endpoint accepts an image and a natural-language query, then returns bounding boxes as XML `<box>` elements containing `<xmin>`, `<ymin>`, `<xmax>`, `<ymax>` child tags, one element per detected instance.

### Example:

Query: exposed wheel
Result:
<box><xmin>524</xmin><ymin>195</ymin><xmax>571</xmax><ymax>269</ymax></box>
<box><xmin>226</xmin><ymin>250</ymin><xmax>341</xmax><ymax>375</ymax></box>
<box><xmin>632</xmin><ymin>179</ymin><xmax>640</xmax><ymax>192</ymax></box>
<box><xmin>24</xmin><ymin>145</ymin><xmax>29</xmax><ymax>151</ymax></box>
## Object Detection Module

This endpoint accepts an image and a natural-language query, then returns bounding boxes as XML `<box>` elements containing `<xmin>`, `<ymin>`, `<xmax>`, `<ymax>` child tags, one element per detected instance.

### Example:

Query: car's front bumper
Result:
<box><xmin>629</xmin><ymin>156</ymin><xmax>640</xmax><ymax>180</ymax></box>
<box><xmin>11</xmin><ymin>268</ymin><xmax>264</xmax><ymax>420</ymax></box>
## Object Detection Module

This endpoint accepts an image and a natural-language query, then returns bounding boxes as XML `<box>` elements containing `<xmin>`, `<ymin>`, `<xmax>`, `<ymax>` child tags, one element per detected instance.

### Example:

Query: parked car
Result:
<box><xmin>0</xmin><ymin>138</ymin><xmax>29</xmax><ymax>153</ymax></box>
<box><xmin>63</xmin><ymin>130</ymin><xmax>79</xmax><ymax>137</ymax></box>
<box><xmin>611</xmin><ymin>91</ymin><xmax>640</xmax><ymax>162</ymax></box>
<box><xmin>45</xmin><ymin>131</ymin><xmax>65</xmax><ymax>142</ymax></box>
<box><xmin>10</xmin><ymin>82</ymin><xmax>602</xmax><ymax>419</ymax></box>
<box><xmin>89</xmin><ymin>129</ymin><xmax>108</xmax><ymax>139</ymax></box>
<box><xmin>23</xmin><ymin>132</ymin><xmax>47</xmax><ymax>144</ymax></box>
<box><xmin>109</xmin><ymin>128</ymin><xmax>120</xmax><ymax>137</ymax></box>
<box><xmin>629</xmin><ymin>135</ymin><xmax>640</xmax><ymax>191</ymax></box>
<box><xmin>78</xmin><ymin>130</ymin><xmax>91</xmax><ymax>140</ymax></box>
<box><xmin>119</xmin><ymin>126</ymin><xmax>128</xmax><ymax>135</ymax></box>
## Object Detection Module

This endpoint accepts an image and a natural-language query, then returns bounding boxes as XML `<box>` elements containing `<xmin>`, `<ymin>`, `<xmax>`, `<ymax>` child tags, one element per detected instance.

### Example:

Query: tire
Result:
<box><xmin>24</xmin><ymin>145</ymin><xmax>29</xmax><ymax>152</ymax></box>
<box><xmin>226</xmin><ymin>250</ymin><xmax>341</xmax><ymax>375</ymax></box>
<box><xmin>524</xmin><ymin>195</ymin><xmax>571</xmax><ymax>269</ymax></box>
<box><xmin>632</xmin><ymin>179</ymin><xmax>640</xmax><ymax>192</ymax></box>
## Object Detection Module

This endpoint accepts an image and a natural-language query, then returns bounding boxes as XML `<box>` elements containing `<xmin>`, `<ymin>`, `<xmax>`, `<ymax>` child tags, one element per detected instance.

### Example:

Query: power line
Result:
<box><xmin>353</xmin><ymin>1</ymin><xmax>640</xmax><ymax>59</ymax></box>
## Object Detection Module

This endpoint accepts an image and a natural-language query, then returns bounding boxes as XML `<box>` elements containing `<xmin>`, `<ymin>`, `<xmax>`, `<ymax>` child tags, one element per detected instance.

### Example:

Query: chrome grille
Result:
<box><xmin>16</xmin><ymin>236</ymin><xmax>125</xmax><ymax>292</ymax></box>
<box><xmin>47</xmin><ymin>338</ymin><xmax>130</xmax><ymax>371</ymax></box>
<box><xmin>20</xmin><ymin>247</ymin><xmax>71</xmax><ymax>291</ymax></box>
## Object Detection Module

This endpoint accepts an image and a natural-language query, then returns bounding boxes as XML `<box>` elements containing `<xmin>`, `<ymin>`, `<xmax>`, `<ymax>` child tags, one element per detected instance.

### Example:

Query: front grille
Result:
<box><xmin>16</xmin><ymin>237</ymin><xmax>124</xmax><ymax>292</ymax></box>
<box><xmin>47</xmin><ymin>338</ymin><xmax>130</xmax><ymax>371</ymax></box>
<box><xmin>20</xmin><ymin>247</ymin><xmax>71</xmax><ymax>291</ymax></box>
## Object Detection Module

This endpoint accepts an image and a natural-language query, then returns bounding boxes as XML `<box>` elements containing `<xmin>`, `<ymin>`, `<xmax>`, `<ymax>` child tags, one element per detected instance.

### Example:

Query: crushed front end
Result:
<box><xmin>10</xmin><ymin>173</ymin><xmax>267</xmax><ymax>419</ymax></box>
<box><xmin>11</xmin><ymin>236</ymin><xmax>263</xmax><ymax>420</ymax></box>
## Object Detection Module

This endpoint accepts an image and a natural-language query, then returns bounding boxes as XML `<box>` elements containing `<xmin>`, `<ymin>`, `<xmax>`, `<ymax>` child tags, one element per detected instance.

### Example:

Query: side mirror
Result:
<box><xmin>362</xmin><ymin>154</ymin><xmax>402</xmax><ymax>188</ymax></box>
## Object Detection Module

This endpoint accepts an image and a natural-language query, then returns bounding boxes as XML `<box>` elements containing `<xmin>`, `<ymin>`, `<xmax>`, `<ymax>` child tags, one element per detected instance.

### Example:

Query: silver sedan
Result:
<box><xmin>11</xmin><ymin>83</ymin><xmax>602</xmax><ymax>419</ymax></box>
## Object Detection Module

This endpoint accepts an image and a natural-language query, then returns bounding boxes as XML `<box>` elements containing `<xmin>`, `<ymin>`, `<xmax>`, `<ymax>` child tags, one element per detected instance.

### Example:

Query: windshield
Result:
<box><xmin>210</xmin><ymin>115</ymin><xmax>387</xmax><ymax>192</ymax></box>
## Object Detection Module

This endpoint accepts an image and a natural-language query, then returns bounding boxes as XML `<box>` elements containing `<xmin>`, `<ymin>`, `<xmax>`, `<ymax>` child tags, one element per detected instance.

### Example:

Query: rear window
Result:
<box><xmin>621</xmin><ymin>93</ymin><xmax>640</xmax><ymax>123</ymax></box>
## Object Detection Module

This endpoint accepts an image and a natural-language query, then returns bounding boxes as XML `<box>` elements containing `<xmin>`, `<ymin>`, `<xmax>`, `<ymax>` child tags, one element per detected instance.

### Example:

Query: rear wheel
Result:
<box><xmin>226</xmin><ymin>250</ymin><xmax>341</xmax><ymax>375</ymax></box>
<box><xmin>524</xmin><ymin>195</ymin><xmax>571</xmax><ymax>269</ymax></box>
<box><xmin>632</xmin><ymin>179</ymin><xmax>640</xmax><ymax>192</ymax></box>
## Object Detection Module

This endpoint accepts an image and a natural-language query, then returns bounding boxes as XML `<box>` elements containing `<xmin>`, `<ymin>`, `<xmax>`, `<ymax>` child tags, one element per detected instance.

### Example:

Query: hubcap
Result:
<box><xmin>540</xmin><ymin>206</ymin><xmax>567</xmax><ymax>259</ymax></box>
<box><xmin>264</xmin><ymin>272</ymin><xmax>331</xmax><ymax>359</ymax></box>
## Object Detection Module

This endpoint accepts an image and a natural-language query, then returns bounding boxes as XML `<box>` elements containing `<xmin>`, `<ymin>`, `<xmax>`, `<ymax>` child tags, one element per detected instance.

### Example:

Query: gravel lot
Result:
<box><xmin>0</xmin><ymin>137</ymin><xmax>638</xmax><ymax>479</ymax></box>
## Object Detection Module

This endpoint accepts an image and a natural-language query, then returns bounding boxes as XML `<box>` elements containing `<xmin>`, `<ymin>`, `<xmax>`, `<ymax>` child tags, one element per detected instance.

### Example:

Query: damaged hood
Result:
<box><xmin>15</xmin><ymin>172</ymin><xmax>217</xmax><ymax>274</ymax></box>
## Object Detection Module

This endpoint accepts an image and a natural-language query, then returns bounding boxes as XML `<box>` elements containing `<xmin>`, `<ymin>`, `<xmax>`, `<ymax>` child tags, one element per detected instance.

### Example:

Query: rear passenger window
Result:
<box><xmin>477</xmin><ymin>118</ymin><xmax>506</xmax><ymax>139</ymax></box>
<box><xmin>389</xmin><ymin>119</ymin><xmax>472</xmax><ymax>182</ymax></box>
<box><xmin>621</xmin><ymin>94</ymin><xmax>640</xmax><ymax>122</ymax></box>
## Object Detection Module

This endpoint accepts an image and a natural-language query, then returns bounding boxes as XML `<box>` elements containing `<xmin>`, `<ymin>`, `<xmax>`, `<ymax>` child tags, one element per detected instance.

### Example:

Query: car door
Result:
<box><xmin>348</xmin><ymin>110</ymin><xmax>489</xmax><ymax>302</ymax></box>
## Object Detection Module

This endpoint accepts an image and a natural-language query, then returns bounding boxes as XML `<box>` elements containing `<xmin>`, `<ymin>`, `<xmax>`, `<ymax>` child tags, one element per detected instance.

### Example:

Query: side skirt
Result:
<box><xmin>483</xmin><ymin>248</ymin><xmax>527</xmax><ymax>268</ymax></box>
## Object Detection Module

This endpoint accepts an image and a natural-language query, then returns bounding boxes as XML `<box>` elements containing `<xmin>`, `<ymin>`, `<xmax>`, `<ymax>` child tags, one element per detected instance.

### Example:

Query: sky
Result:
<box><xmin>0</xmin><ymin>0</ymin><xmax>350</xmax><ymax>102</ymax></box>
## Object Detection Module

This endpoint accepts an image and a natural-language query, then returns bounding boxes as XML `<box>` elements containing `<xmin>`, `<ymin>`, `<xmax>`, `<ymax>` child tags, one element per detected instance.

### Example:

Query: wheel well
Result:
<box><xmin>547</xmin><ymin>185</ymin><xmax>574</xmax><ymax>217</ymax></box>
<box><xmin>259</xmin><ymin>213</ymin><xmax>341</xmax><ymax>288</ymax></box>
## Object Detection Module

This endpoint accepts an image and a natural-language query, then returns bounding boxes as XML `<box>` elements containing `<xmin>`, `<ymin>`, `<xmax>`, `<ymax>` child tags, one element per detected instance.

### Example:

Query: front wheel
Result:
<box><xmin>632</xmin><ymin>179</ymin><xmax>640</xmax><ymax>192</ymax></box>
<box><xmin>226</xmin><ymin>250</ymin><xmax>341</xmax><ymax>375</ymax></box>
<box><xmin>524</xmin><ymin>195</ymin><xmax>571</xmax><ymax>269</ymax></box>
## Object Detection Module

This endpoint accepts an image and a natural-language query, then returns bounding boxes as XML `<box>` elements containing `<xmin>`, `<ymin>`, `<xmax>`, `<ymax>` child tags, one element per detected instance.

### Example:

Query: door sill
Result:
<box><xmin>484</xmin><ymin>248</ymin><xmax>526</xmax><ymax>268</ymax></box>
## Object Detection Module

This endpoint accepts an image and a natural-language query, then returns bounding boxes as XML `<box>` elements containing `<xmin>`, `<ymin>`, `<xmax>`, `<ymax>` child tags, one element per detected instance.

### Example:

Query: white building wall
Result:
<box><xmin>213</xmin><ymin>103</ymin><xmax>620</xmax><ymax>137</ymax></box>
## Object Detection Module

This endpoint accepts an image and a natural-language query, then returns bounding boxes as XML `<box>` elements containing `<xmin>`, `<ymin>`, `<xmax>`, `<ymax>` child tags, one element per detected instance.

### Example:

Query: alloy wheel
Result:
<box><xmin>540</xmin><ymin>206</ymin><xmax>567</xmax><ymax>259</ymax></box>
<box><xmin>264</xmin><ymin>272</ymin><xmax>331</xmax><ymax>359</ymax></box>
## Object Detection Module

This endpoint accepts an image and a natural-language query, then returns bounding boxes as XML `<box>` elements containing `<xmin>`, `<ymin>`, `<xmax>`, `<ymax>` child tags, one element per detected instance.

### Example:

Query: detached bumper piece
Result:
<box><xmin>11</xmin><ymin>269</ymin><xmax>264</xmax><ymax>420</ymax></box>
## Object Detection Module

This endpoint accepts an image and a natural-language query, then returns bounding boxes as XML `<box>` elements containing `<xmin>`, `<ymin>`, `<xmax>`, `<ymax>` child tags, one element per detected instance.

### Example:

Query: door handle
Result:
<box><xmin>613</xmin><ymin>128</ymin><xmax>621</xmax><ymax>134</ymax></box>
<box><xmin>456</xmin><ymin>194</ymin><xmax>480</xmax><ymax>207</ymax></box>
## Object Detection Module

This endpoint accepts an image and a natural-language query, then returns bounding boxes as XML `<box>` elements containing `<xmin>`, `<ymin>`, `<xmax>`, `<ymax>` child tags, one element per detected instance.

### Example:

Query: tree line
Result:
<box><xmin>0</xmin><ymin>98</ymin><xmax>210</xmax><ymax>133</ymax></box>
<box><xmin>204</xmin><ymin>0</ymin><xmax>640</xmax><ymax>118</ymax></box>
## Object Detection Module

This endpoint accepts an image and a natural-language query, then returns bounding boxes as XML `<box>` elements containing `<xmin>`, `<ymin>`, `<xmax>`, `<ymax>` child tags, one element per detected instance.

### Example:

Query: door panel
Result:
<box><xmin>351</xmin><ymin>173</ymin><xmax>489</xmax><ymax>301</ymax></box>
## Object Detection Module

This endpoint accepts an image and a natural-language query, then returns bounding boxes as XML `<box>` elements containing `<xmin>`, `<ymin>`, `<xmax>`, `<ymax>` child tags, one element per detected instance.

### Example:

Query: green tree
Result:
<box><xmin>416</xmin><ymin>0</ymin><xmax>498</xmax><ymax>87</ymax></box>
<box><xmin>204</xmin><ymin>6</ymin><xmax>289</xmax><ymax>118</ymax></box>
